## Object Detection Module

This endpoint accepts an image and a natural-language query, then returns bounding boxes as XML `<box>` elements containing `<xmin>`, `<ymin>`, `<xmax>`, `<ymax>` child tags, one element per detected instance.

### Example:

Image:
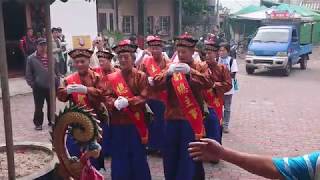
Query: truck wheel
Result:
<box><xmin>300</xmin><ymin>56</ymin><xmax>307</xmax><ymax>70</ymax></box>
<box><xmin>246</xmin><ymin>66</ymin><xmax>255</xmax><ymax>74</ymax></box>
<box><xmin>283</xmin><ymin>60</ymin><xmax>292</xmax><ymax>76</ymax></box>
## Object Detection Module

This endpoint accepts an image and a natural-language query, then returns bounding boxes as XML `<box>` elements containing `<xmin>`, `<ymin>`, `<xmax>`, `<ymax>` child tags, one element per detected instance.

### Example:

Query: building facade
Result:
<box><xmin>97</xmin><ymin>0</ymin><xmax>177</xmax><ymax>40</ymax></box>
<box><xmin>279</xmin><ymin>0</ymin><xmax>320</xmax><ymax>11</ymax></box>
<box><xmin>301</xmin><ymin>0</ymin><xmax>320</xmax><ymax>11</ymax></box>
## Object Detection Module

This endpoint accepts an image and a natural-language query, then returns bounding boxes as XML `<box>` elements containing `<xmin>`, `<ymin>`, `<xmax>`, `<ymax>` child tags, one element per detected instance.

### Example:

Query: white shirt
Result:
<box><xmin>90</xmin><ymin>48</ymin><xmax>101</xmax><ymax>68</ymax></box>
<box><xmin>218</xmin><ymin>56</ymin><xmax>239</xmax><ymax>95</ymax></box>
<box><xmin>135</xmin><ymin>48</ymin><xmax>144</xmax><ymax>65</ymax></box>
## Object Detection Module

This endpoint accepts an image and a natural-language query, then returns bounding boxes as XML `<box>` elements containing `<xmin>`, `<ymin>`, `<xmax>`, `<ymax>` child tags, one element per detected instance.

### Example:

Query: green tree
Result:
<box><xmin>180</xmin><ymin>0</ymin><xmax>208</xmax><ymax>16</ymax></box>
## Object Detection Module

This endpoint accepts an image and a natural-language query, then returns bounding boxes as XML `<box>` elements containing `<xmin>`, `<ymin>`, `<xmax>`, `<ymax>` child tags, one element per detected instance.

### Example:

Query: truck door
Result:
<box><xmin>290</xmin><ymin>29</ymin><xmax>300</xmax><ymax>64</ymax></box>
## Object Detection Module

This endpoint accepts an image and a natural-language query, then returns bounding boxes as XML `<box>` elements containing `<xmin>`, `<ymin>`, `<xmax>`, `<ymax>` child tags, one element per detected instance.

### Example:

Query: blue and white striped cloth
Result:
<box><xmin>273</xmin><ymin>152</ymin><xmax>320</xmax><ymax>180</ymax></box>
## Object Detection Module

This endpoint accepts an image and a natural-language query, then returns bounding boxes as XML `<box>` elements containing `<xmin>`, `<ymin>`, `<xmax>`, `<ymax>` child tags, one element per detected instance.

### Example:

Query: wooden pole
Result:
<box><xmin>0</xmin><ymin>1</ymin><xmax>16</xmax><ymax>180</ymax></box>
<box><xmin>44</xmin><ymin>0</ymin><xmax>56</xmax><ymax>127</ymax></box>
<box><xmin>216</xmin><ymin>0</ymin><xmax>220</xmax><ymax>26</ymax></box>
<box><xmin>178</xmin><ymin>0</ymin><xmax>182</xmax><ymax>34</ymax></box>
<box><xmin>114</xmin><ymin>0</ymin><xmax>119</xmax><ymax>31</ymax></box>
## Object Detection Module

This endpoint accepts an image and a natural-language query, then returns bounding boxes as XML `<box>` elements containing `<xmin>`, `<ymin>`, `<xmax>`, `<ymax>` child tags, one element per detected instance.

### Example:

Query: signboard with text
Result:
<box><xmin>72</xmin><ymin>35</ymin><xmax>92</xmax><ymax>49</ymax></box>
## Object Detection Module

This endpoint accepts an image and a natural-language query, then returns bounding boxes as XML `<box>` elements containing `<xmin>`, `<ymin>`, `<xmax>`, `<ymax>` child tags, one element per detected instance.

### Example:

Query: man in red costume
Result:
<box><xmin>153</xmin><ymin>33</ymin><xmax>213</xmax><ymax>180</ymax></box>
<box><xmin>138</xmin><ymin>35</ymin><xmax>171</xmax><ymax>155</ymax></box>
<box><xmin>103</xmin><ymin>40</ymin><xmax>151</xmax><ymax>180</ymax></box>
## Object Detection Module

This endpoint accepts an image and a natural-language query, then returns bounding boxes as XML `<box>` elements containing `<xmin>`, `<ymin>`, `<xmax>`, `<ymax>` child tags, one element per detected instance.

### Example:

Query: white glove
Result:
<box><xmin>66</xmin><ymin>84</ymin><xmax>88</xmax><ymax>94</ymax></box>
<box><xmin>148</xmin><ymin>77</ymin><xmax>154</xmax><ymax>86</ymax></box>
<box><xmin>167</xmin><ymin>64</ymin><xmax>176</xmax><ymax>75</ymax></box>
<box><xmin>114</xmin><ymin>96</ymin><xmax>129</xmax><ymax>111</ymax></box>
<box><xmin>174</xmin><ymin>63</ymin><xmax>191</xmax><ymax>74</ymax></box>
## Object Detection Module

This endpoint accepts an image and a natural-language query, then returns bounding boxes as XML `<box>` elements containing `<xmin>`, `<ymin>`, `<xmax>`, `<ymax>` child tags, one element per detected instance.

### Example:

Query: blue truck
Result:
<box><xmin>245</xmin><ymin>22</ymin><xmax>313</xmax><ymax>76</ymax></box>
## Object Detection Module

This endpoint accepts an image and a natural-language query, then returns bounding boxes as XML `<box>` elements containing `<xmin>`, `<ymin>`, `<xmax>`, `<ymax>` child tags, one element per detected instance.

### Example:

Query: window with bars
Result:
<box><xmin>109</xmin><ymin>13</ymin><xmax>114</xmax><ymax>31</ymax></box>
<box><xmin>159</xmin><ymin>16</ymin><xmax>170</xmax><ymax>35</ymax></box>
<box><xmin>98</xmin><ymin>13</ymin><xmax>107</xmax><ymax>32</ymax></box>
<box><xmin>122</xmin><ymin>16</ymin><xmax>134</xmax><ymax>34</ymax></box>
<box><xmin>146</xmin><ymin>16</ymin><xmax>154</xmax><ymax>35</ymax></box>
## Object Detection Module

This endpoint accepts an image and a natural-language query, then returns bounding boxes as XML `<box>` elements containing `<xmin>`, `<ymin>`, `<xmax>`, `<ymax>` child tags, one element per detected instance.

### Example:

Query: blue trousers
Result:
<box><xmin>66</xmin><ymin>134</ymin><xmax>105</xmax><ymax>170</ymax></box>
<box><xmin>147</xmin><ymin>99</ymin><xmax>166</xmax><ymax>152</ymax></box>
<box><xmin>163</xmin><ymin>120</ymin><xmax>205</xmax><ymax>180</ymax></box>
<box><xmin>101</xmin><ymin>122</ymin><xmax>111</xmax><ymax>157</ymax></box>
<box><xmin>110</xmin><ymin>124</ymin><xmax>151</xmax><ymax>180</ymax></box>
<box><xmin>204</xmin><ymin>108</ymin><xmax>222</xmax><ymax>144</ymax></box>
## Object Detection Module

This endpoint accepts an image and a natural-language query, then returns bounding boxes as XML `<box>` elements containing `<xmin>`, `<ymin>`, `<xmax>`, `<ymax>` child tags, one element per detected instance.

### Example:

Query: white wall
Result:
<box><xmin>50</xmin><ymin>0</ymin><xmax>98</xmax><ymax>51</ymax></box>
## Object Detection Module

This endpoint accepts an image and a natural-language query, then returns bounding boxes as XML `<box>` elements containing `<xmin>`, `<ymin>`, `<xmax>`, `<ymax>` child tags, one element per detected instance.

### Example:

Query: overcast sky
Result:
<box><xmin>220</xmin><ymin>0</ymin><xmax>261</xmax><ymax>13</ymax></box>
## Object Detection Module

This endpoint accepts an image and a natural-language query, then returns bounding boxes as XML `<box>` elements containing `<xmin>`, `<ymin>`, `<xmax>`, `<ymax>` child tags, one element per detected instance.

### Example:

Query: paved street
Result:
<box><xmin>1</xmin><ymin>47</ymin><xmax>320</xmax><ymax>179</ymax></box>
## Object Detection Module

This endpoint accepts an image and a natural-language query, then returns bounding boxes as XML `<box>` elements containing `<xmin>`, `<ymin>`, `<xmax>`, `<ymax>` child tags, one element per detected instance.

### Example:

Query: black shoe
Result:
<box><xmin>35</xmin><ymin>126</ymin><xmax>43</xmax><ymax>131</ymax></box>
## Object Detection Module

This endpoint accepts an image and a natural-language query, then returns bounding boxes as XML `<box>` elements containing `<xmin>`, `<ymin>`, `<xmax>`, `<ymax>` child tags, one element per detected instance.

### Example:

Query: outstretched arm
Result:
<box><xmin>188</xmin><ymin>139</ymin><xmax>283</xmax><ymax>180</ymax></box>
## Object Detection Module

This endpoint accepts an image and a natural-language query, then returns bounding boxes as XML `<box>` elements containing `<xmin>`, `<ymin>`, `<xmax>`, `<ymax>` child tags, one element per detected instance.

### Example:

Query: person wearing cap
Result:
<box><xmin>103</xmin><ymin>39</ymin><xmax>151</xmax><ymax>180</ymax></box>
<box><xmin>26</xmin><ymin>38</ymin><xmax>59</xmax><ymax>131</ymax></box>
<box><xmin>137</xmin><ymin>35</ymin><xmax>171</xmax><ymax>155</ymax></box>
<box><xmin>52</xmin><ymin>27</ymin><xmax>66</xmax><ymax>76</ymax></box>
<box><xmin>153</xmin><ymin>33</ymin><xmax>213</xmax><ymax>180</ymax></box>
<box><xmin>202</xmin><ymin>40</ymin><xmax>232</xmax><ymax>161</ymax></box>
<box><xmin>90</xmin><ymin>36</ymin><xmax>107</xmax><ymax>68</ymax></box>
<box><xmin>93</xmin><ymin>50</ymin><xmax>118</xmax><ymax>158</ymax></box>
<box><xmin>57</xmin><ymin>27</ymin><xmax>68</xmax><ymax>71</ymax></box>
<box><xmin>129</xmin><ymin>35</ymin><xmax>147</xmax><ymax>66</ymax></box>
<box><xmin>57</xmin><ymin>48</ymin><xmax>106</xmax><ymax>170</ymax></box>
<box><xmin>94</xmin><ymin>50</ymin><xmax>117</xmax><ymax>76</ymax></box>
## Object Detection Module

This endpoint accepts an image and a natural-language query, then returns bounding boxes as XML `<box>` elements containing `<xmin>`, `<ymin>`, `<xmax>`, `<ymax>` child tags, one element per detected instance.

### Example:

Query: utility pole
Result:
<box><xmin>115</xmin><ymin>0</ymin><xmax>119</xmax><ymax>31</ymax></box>
<box><xmin>44</xmin><ymin>0</ymin><xmax>56</xmax><ymax>135</ymax></box>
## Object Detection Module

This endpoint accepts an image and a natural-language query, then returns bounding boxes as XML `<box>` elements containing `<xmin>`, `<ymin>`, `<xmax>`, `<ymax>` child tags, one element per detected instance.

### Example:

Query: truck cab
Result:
<box><xmin>245</xmin><ymin>25</ymin><xmax>312</xmax><ymax>76</ymax></box>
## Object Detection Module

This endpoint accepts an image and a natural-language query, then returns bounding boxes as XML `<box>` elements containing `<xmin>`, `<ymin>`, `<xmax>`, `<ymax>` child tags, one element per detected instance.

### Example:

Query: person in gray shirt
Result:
<box><xmin>25</xmin><ymin>38</ymin><xmax>58</xmax><ymax>130</ymax></box>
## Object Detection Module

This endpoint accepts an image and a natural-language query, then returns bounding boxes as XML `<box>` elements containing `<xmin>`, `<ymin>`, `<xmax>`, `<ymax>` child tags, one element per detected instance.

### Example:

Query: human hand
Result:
<box><xmin>114</xmin><ymin>96</ymin><xmax>129</xmax><ymax>110</ymax></box>
<box><xmin>167</xmin><ymin>64</ymin><xmax>176</xmax><ymax>75</ymax></box>
<box><xmin>188</xmin><ymin>138</ymin><xmax>224</xmax><ymax>162</ymax></box>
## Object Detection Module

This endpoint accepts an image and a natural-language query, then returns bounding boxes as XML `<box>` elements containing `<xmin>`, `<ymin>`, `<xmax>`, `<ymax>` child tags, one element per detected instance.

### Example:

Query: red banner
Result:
<box><xmin>108</xmin><ymin>72</ymin><xmax>148</xmax><ymax>144</ymax></box>
<box><xmin>171</xmin><ymin>73</ymin><xmax>205</xmax><ymax>140</ymax></box>
<box><xmin>66</xmin><ymin>73</ymin><xmax>90</xmax><ymax>107</ymax></box>
<box><xmin>144</xmin><ymin>57</ymin><xmax>168</xmax><ymax>103</ymax></box>
<box><xmin>203</xmin><ymin>89</ymin><xmax>224</xmax><ymax>125</ymax></box>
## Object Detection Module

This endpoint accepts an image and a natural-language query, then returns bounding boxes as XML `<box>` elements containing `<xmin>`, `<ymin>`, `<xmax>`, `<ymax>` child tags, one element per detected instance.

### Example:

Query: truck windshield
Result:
<box><xmin>253</xmin><ymin>29</ymin><xmax>289</xmax><ymax>43</ymax></box>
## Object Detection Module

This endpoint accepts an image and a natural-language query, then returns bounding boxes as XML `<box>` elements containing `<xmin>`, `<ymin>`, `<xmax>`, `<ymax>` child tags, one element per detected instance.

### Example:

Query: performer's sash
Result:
<box><xmin>203</xmin><ymin>89</ymin><xmax>224</xmax><ymax>125</ymax></box>
<box><xmin>66</xmin><ymin>73</ymin><xmax>90</xmax><ymax>107</ymax></box>
<box><xmin>108</xmin><ymin>72</ymin><xmax>148</xmax><ymax>144</ymax></box>
<box><xmin>171</xmin><ymin>73</ymin><xmax>205</xmax><ymax>140</ymax></box>
<box><xmin>144</xmin><ymin>57</ymin><xmax>168</xmax><ymax>102</ymax></box>
<box><xmin>92</xmin><ymin>67</ymin><xmax>103</xmax><ymax>75</ymax></box>
<box><xmin>93</xmin><ymin>67</ymin><xmax>110</xmax><ymax>84</ymax></box>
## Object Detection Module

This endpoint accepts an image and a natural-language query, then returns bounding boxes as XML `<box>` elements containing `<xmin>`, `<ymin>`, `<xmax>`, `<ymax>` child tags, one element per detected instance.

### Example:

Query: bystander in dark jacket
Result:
<box><xmin>25</xmin><ymin>38</ymin><xmax>59</xmax><ymax>130</ymax></box>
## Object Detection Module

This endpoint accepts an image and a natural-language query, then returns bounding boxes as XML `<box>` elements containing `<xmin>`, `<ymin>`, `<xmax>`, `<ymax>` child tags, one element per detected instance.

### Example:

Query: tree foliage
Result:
<box><xmin>180</xmin><ymin>0</ymin><xmax>209</xmax><ymax>16</ymax></box>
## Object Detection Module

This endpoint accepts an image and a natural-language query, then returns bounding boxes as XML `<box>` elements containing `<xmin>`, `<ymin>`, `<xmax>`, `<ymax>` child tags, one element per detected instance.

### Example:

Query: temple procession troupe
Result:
<box><xmin>56</xmin><ymin>32</ymin><xmax>234</xmax><ymax>180</ymax></box>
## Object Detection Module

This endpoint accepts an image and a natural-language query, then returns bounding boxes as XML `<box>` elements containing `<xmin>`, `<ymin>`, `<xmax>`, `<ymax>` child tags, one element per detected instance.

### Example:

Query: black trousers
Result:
<box><xmin>58</xmin><ymin>59</ymin><xmax>67</xmax><ymax>75</ymax></box>
<box><xmin>33</xmin><ymin>86</ymin><xmax>51</xmax><ymax>126</ymax></box>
